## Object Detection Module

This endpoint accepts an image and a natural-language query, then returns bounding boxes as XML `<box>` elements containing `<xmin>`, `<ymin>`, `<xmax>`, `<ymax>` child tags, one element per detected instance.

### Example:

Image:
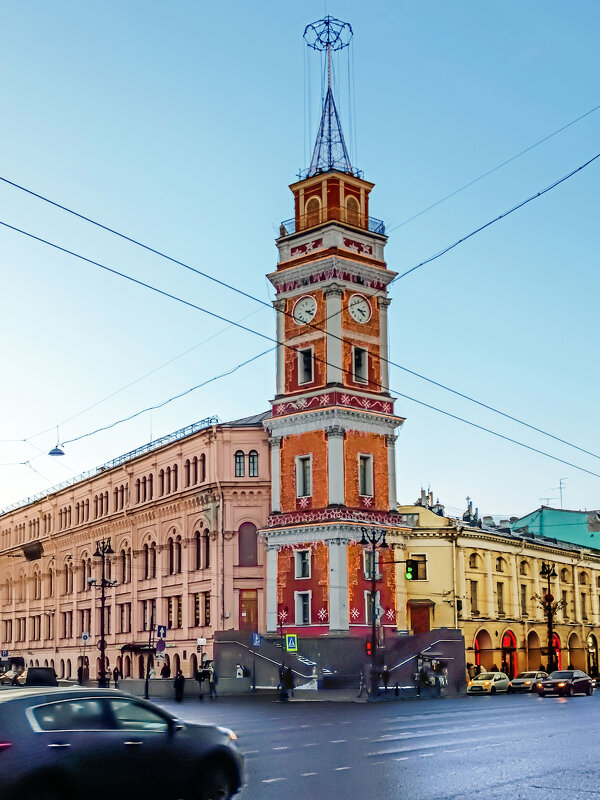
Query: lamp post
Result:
<box><xmin>93</xmin><ymin>538</ymin><xmax>114</xmax><ymax>688</ymax></box>
<box><xmin>360</xmin><ymin>527</ymin><xmax>388</xmax><ymax>697</ymax></box>
<box><xmin>540</xmin><ymin>561</ymin><xmax>558</xmax><ymax>672</ymax></box>
<box><xmin>277</xmin><ymin>606</ymin><xmax>288</xmax><ymax>701</ymax></box>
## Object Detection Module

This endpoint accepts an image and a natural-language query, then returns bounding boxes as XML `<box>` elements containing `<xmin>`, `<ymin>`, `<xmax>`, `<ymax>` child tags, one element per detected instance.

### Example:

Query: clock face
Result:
<box><xmin>293</xmin><ymin>295</ymin><xmax>317</xmax><ymax>325</ymax></box>
<box><xmin>348</xmin><ymin>294</ymin><xmax>371</xmax><ymax>324</ymax></box>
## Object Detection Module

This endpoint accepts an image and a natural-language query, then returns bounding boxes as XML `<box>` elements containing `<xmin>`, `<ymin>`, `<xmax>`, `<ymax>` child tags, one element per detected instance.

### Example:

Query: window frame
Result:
<box><xmin>294</xmin><ymin>590</ymin><xmax>312</xmax><ymax>626</ymax></box>
<box><xmin>295</xmin><ymin>549</ymin><xmax>311</xmax><ymax>580</ymax></box>
<box><xmin>358</xmin><ymin>453</ymin><xmax>374</xmax><ymax>497</ymax></box>
<box><xmin>352</xmin><ymin>345</ymin><xmax>369</xmax><ymax>384</ymax></box>
<box><xmin>297</xmin><ymin>346</ymin><xmax>315</xmax><ymax>385</ymax></box>
<box><xmin>295</xmin><ymin>454</ymin><xmax>313</xmax><ymax>498</ymax></box>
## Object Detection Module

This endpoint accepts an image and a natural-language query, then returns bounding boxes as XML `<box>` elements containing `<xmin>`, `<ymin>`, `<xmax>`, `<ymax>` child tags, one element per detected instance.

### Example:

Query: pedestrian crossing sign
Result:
<box><xmin>285</xmin><ymin>634</ymin><xmax>298</xmax><ymax>652</ymax></box>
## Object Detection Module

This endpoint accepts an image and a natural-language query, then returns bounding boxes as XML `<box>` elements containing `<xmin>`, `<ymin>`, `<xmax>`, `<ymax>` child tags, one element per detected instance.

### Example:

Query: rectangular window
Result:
<box><xmin>295</xmin><ymin>550</ymin><xmax>311</xmax><ymax>579</ymax></box>
<box><xmin>562</xmin><ymin>590</ymin><xmax>569</xmax><ymax>619</ymax></box>
<box><xmin>352</xmin><ymin>346</ymin><xmax>368</xmax><ymax>384</ymax></box>
<box><xmin>298</xmin><ymin>347</ymin><xmax>314</xmax><ymax>385</ymax></box>
<box><xmin>497</xmin><ymin>582</ymin><xmax>504</xmax><ymax>615</ymax></box>
<box><xmin>364</xmin><ymin>590</ymin><xmax>380</xmax><ymax>625</ymax></box>
<box><xmin>582</xmin><ymin>592</ymin><xmax>588</xmax><ymax>620</ymax></box>
<box><xmin>410</xmin><ymin>554</ymin><xmax>427</xmax><ymax>581</ymax></box>
<box><xmin>520</xmin><ymin>584</ymin><xmax>528</xmax><ymax>616</ymax></box>
<box><xmin>296</xmin><ymin>455</ymin><xmax>312</xmax><ymax>498</ymax></box>
<box><xmin>363</xmin><ymin>550</ymin><xmax>380</xmax><ymax>580</ymax></box>
<box><xmin>203</xmin><ymin>592</ymin><xmax>211</xmax><ymax>626</ymax></box>
<box><xmin>193</xmin><ymin>593</ymin><xmax>201</xmax><ymax>627</ymax></box>
<box><xmin>358</xmin><ymin>454</ymin><xmax>373</xmax><ymax>497</ymax></box>
<box><xmin>295</xmin><ymin>591</ymin><xmax>311</xmax><ymax>625</ymax></box>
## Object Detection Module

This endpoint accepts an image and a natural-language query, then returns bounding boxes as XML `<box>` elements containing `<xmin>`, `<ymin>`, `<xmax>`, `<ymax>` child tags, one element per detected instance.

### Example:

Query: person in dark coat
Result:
<box><xmin>208</xmin><ymin>663</ymin><xmax>217</xmax><ymax>700</ymax></box>
<box><xmin>174</xmin><ymin>670</ymin><xmax>185</xmax><ymax>702</ymax></box>
<box><xmin>284</xmin><ymin>666</ymin><xmax>295</xmax><ymax>698</ymax></box>
<box><xmin>160</xmin><ymin>662</ymin><xmax>170</xmax><ymax>679</ymax></box>
<box><xmin>112</xmin><ymin>666</ymin><xmax>120</xmax><ymax>688</ymax></box>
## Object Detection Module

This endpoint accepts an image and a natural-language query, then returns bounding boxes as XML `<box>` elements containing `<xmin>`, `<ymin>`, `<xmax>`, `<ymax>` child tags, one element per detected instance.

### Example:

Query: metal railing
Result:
<box><xmin>280</xmin><ymin>210</ymin><xmax>385</xmax><ymax>237</ymax></box>
<box><xmin>0</xmin><ymin>415</ymin><xmax>220</xmax><ymax>518</ymax></box>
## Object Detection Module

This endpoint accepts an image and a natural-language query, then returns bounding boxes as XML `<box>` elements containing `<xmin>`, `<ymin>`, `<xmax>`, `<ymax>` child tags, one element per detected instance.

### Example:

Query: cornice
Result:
<box><xmin>265</xmin><ymin>406</ymin><xmax>404</xmax><ymax>437</ymax></box>
<box><xmin>267</xmin><ymin>255</ymin><xmax>397</xmax><ymax>296</ymax></box>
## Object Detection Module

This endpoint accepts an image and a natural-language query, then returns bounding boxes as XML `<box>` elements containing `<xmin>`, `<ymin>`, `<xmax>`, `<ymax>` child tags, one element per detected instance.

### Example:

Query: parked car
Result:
<box><xmin>0</xmin><ymin>669</ymin><xmax>21</xmax><ymax>685</ymax></box>
<box><xmin>16</xmin><ymin>667</ymin><xmax>58</xmax><ymax>687</ymax></box>
<box><xmin>508</xmin><ymin>671</ymin><xmax>547</xmax><ymax>693</ymax></box>
<box><xmin>467</xmin><ymin>672</ymin><xmax>510</xmax><ymax>694</ymax></box>
<box><xmin>537</xmin><ymin>670</ymin><xmax>594</xmax><ymax>697</ymax></box>
<box><xmin>0</xmin><ymin>686</ymin><xmax>243</xmax><ymax>800</ymax></box>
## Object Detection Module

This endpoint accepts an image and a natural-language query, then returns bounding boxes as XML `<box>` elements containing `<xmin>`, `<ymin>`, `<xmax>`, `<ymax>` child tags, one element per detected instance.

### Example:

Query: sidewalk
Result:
<box><xmin>287</xmin><ymin>686</ymin><xmax>462</xmax><ymax>703</ymax></box>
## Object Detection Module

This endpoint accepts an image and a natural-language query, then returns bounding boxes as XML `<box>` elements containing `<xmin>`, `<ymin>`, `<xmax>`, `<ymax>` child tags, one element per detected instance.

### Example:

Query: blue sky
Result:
<box><xmin>1</xmin><ymin>1</ymin><xmax>599</xmax><ymax>517</ymax></box>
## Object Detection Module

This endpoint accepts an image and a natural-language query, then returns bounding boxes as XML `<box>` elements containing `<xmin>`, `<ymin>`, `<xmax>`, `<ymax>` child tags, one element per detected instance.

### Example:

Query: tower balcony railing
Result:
<box><xmin>279</xmin><ymin>209</ymin><xmax>385</xmax><ymax>237</ymax></box>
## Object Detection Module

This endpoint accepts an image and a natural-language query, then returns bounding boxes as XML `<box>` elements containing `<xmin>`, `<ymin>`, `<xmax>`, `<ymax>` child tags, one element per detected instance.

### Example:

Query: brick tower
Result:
<box><xmin>262</xmin><ymin>27</ymin><xmax>407</xmax><ymax>640</ymax></box>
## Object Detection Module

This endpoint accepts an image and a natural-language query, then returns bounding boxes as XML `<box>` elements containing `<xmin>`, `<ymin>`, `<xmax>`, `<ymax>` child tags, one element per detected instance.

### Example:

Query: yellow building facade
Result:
<box><xmin>395</xmin><ymin>502</ymin><xmax>600</xmax><ymax>677</ymax></box>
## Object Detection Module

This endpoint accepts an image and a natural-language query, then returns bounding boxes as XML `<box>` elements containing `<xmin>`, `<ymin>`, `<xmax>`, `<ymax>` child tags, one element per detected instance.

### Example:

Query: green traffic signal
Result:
<box><xmin>405</xmin><ymin>559</ymin><xmax>415</xmax><ymax>580</ymax></box>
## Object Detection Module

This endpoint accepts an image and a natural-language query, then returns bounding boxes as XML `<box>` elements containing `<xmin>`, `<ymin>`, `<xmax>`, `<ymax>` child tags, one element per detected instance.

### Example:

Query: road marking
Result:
<box><xmin>321</xmin><ymin>722</ymin><xmax>334</xmax><ymax>726</ymax></box>
<box><xmin>443</xmin><ymin>749</ymin><xmax>460</xmax><ymax>753</ymax></box>
<box><xmin>371</xmin><ymin>761</ymin><xmax>386</xmax><ymax>766</ymax></box>
<box><xmin>273</xmin><ymin>746</ymin><xmax>289</xmax><ymax>750</ymax></box>
<box><xmin>420</xmin><ymin>753</ymin><xmax>434</xmax><ymax>758</ymax></box>
<box><xmin>302</xmin><ymin>742</ymin><xmax>318</xmax><ymax>747</ymax></box>
<box><xmin>242</xmin><ymin>749</ymin><xmax>259</xmax><ymax>755</ymax></box>
<box><xmin>395</xmin><ymin>757</ymin><xmax>409</xmax><ymax>761</ymax></box>
<box><xmin>335</xmin><ymin>766</ymin><xmax>351</xmax><ymax>771</ymax></box>
<box><xmin>262</xmin><ymin>778</ymin><xmax>287</xmax><ymax>784</ymax></box>
<box><xmin>331</xmin><ymin>739</ymin><xmax>346</xmax><ymax>743</ymax></box>
<box><xmin>341</xmin><ymin>720</ymin><xmax>352</xmax><ymax>724</ymax></box>
<box><xmin>301</xmin><ymin>772</ymin><xmax>318</xmax><ymax>777</ymax></box>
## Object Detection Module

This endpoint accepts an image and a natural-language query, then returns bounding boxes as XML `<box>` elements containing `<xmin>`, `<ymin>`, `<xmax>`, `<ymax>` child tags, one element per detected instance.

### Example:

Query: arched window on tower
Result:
<box><xmin>195</xmin><ymin>531</ymin><xmax>201</xmax><ymax>570</ymax></box>
<box><xmin>305</xmin><ymin>196</ymin><xmax>321</xmax><ymax>228</ymax></box>
<box><xmin>238</xmin><ymin>522</ymin><xmax>258</xmax><ymax>567</ymax></box>
<box><xmin>203</xmin><ymin>531</ymin><xmax>210</xmax><ymax>569</ymax></box>
<box><xmin>172</xmin><ymin>465</ymin><xmax>178</xmax><ymax>492</ymax></box>
<box><xmin>168</xmin><ymin>537</ymin><xmax>174</xmax><ymax>575</ymax></box>
<box><xmin>174</xmin><ymin>536</ymin><xmax>182</xmax><ymax>574</ymax></box>
<box><xmin>235</xmin><ymin>451</ymin><xmax>245</xmax><ymax>478</ymax></box>
<box><xmin>346</xmin><ymin>195</ymin><xmax>360</xmax><ymax>226</ymax></box>
<box><xmin>192</xmin><ymin>457</ymin><xmax>198</xmax><ymax>485</ymax></box>
<box><xmin>249</xmin><ymin>450</ymin><xmax>259</xmax><ymax>478</ymax></box>
<box><xmin>184</xmin><ymin>460</ymin><xmax>191</xmax><ymax>487</ymax></box>
<box><xmin>159</xmin><ymin>470</ymin><xmax>165</xmax><ymax>496</ymax></box>
<box><xmin>200</xmin><ymin>454</ymin><xmax>206</xmax><ymax>482</ymax></box>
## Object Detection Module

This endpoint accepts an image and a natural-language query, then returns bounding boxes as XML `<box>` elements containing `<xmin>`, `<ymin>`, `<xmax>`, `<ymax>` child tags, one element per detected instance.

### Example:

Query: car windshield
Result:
<box><xmin>549</xmin><ymin>671</ymin><xmax>574</xmax><ymax>679</ymax></box>
<box><xmin>516</xmin><ymin>672</ymin><xmax>537</xmax><ymax>678</ymax></box>
<box><xmin>477</xmin><ymin>673</ymin><xmax>496</xmax><ymax>680</ymax></box>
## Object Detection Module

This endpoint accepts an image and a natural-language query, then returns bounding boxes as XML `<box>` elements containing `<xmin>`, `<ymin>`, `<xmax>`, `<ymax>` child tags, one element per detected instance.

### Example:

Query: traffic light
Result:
<box><xmin>366</xmin><ymin>640</ymin><xmax>372</xmax><ymax>657</ymax></box>
<box><xmin>405</xmin><ymin>559</ymin><xmax>416</xmax><ymax>580</ymax></box>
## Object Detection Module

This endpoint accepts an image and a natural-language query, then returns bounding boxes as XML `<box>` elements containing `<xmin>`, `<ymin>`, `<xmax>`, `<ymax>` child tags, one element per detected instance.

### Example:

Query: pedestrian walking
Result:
<box><xmin>77</xmin><ymin>665</ymin><xmax>84</xmax><ymax>685</ymax></box>
<box><xmin>382</xmin><ymin>665</ymin><xmax>390</xmax><ymax>693</ymax></box>
<box><xmin>278</xmin><ymin>665</ymin><xmax>287</xmax><ymax>702</ymax></box>
<box><xmin>160</xmin><ymin>662</ymin><xmax>170</xmax><ymax>679</ymax></box>
<box><xmin>112</xmin><ymin>666</ymin><xmax>120</xmax><ymax>688</ymax></box>
<box><xmin>284</xmin><ymin>666</ymin><xmax>295</xmax><ymax>698</ymax></box>
<box><xmin>174</xmin><ymin>669</ymin><xmax>185</xmax><ymax>702</ymax></box>
<box><xmin>195</xmin><ymin>666</ymin><xmax>206</xmax><ymax>700</ymax></box>
<box><xmin>208</xmin><ymin>662</ymin><xmax>217</xmax><ymax>700</ymax></box>
<box><xmin>358</xmin><ymin>670</ymin><xmax>366</xmax><ymax>697</ymax></box>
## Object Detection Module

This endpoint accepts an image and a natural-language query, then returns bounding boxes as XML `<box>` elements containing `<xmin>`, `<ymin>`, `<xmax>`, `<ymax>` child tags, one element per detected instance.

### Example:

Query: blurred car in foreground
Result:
<box><xmin>537</xmin><ymin>670</ymin><xmax>593</xmax><ymax>697</ymax></box>
<box><xmin>467</xmin><ymin>672</ymin><xmax>509</xmax><ymax>694</ymax></box>
<box><xmin>508</xmin><ymin>671</ymin><xmax>547</xmax><ymax>693</ymax></box>
<box><xmin>0</xmin><ymin>687</ymin><xmax>243</xmax><ymax>800</ymax></box>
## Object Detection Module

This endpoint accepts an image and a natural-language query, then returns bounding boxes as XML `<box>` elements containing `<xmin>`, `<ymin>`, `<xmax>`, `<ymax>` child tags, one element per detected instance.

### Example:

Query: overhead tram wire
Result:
<box><xmin>2</xmin><ymin>151</ymin><xmax>600</xmax><ymax>461</ymax></box>
<box><xmin>387</xmin><ymin>100</ymin><xmax>600</xmax><ymax>233</ymax></box>
<box><xmin>1</xmin><ymin>219</ymin><xmax>600</xmax><ymax>482</ymax></box>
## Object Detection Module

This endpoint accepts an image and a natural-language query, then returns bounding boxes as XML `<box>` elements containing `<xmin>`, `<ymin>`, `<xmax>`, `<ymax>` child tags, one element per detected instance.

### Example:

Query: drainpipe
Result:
<box><xmin>452</xmin><ymin>528</ymin><xmax>459</xmax><ymax>629</ymax></box>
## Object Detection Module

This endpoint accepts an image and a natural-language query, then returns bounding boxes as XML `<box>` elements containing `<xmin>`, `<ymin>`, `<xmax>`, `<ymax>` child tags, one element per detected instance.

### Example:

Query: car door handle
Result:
<box><xmin>124</xmin><ymin>740</ymin><xmax>143</xmax><ymax>746</ymax></box>
<box><xmin>48</xmin><ymin>743</ymin><xmax>71</xmax><ymax>748</ymax></box>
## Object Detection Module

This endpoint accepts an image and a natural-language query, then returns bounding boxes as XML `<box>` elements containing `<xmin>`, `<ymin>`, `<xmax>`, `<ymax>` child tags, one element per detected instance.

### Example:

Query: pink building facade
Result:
<box><xmin>0</xmin><ymin>414</ymin><xmax>269</xmax><ymax>680</ymax></box>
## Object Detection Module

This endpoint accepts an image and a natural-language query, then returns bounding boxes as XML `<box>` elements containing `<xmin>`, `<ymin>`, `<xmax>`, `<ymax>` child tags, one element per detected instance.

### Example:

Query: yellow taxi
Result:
<box><xmin>467</xmin><ymin>671</ymin><xmax>510</xmax><ymax>695</ymax></box>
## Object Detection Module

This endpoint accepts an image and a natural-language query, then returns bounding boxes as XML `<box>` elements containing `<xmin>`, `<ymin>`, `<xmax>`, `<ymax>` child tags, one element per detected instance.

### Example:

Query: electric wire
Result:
<box><xmin>1</xmin><ymin>218</ymin><xmax>599</xmax><ymax>482</ymax></box>
<box><xmin>1</xmin><ymin>152</ymin><xmax>599</xmax><ymax>462</ymax></box>
<box><xmin>387</xmin><ymin>101</ymin><xmax>600</xmax><ymax>233</ymax></box>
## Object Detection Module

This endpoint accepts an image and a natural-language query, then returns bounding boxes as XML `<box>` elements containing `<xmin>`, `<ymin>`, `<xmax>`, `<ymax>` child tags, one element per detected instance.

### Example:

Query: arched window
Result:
<box><xmin>195</xmin><ymin>531</ymin><xmax>201</xmax><ymax>570</ymax></box>
<box><xmin>200</xmin><ymin>454</ymin><xmax>206</xmax><ymax>482</ymax></box>
<box><xmin>48</xmin><ymin>568</ymin><xmax>53</xmax><ymax>597</ymax></box>
<box><xmin>238</xmin><ymin>523</ymin><xmax>258</xmax><ymax>566</ymax></box>
<box><xmin>249</xmin><ymin>450</ymin><xmax>259</xmax><ymax>478</ymax></box>
<box><xmin>184</xmin><ymin>460</ymin><xmax>191</xmax><ymax>487</ymax></box>
<box><xmin>235</xmin><ymin>451</ymin><xmax>245</xmax><ymax>478</ymax></box>
<box><xmin>148</xmin><ymin>474</ymin><xmax>153</xmax><ymax>500</ymax></box>
<box><xmin>166</xmin><ymin>467</ymin><xmax>171</xmax><ymax>494</ymax></box>
<box><xmin>192</xmin><ymin>457</ymin><xmax>198</xmax><ymax>485</ymax></box>
<box><xmin>346</xmin><ymin>195</ymin><xmax>360</xmax><ymax>226</ymax></box>
<box><xmin>495</xmin><ymin>557</ymin><xmax>505</xmax><ymax>572</ymax></box>
<box><xmin>203</xmin><ymin>531</ymin><xmax>210</xmax><ymax>569</ymax></box>
<box><xmin>174</xmin><ymin>536</ymin><xmax>182</xmax><ymax>574</ymax></box>
<box><xmin>121</xmin><ymin>549</ymin><xmax>127</xmax><ymax>584</ymax></box>
<box><xmin>136</xmin><ymin>479</ymin><xmax>141</xmax><ymax>503</ymax></box>
<box><xmin>143</xmin><ymin>544</ymin><xmax>149</xmax><ymax>579</ymax></box>
<box><xmin>142</xmin><ymin>476</ymin><xmax>147</xmax><ymax>502</ymax></box>
<box><xmin>80</xmin><ymin>560</ymin><xmax>87</xmax><ymax>591</ymax></box>
<box><xmin>159</xmin><ymin>470</ymin><xmax>165</xmax><ymax>496</ymax></box>
<box><xmin>580</xmin><ymin>571</ymin><xmax>589</xmax><ymax>585</ymax></box>
<box><xmin>305</xmin><ymin>196</ymin><xmax>321</xmax><ymax>227</ymax></box>
<box><xmin>519</xmin><ymin>560</ymin><xmax>528</xmax><ymax>576</ymax></box>
<box><xmin>560</xmin><ymin>568</ymin><xmax>570</xmax><ymax>583</ymax></box>
<box><xmin>114</xmin><ymin>488</ymin><xmax>119</xmax><ymax>511</ymax></box>
<box><xmin>150</xmin><ymin>543</ymin><xmax>157</xmax><ymax>578</ymax></box>
<box><xmin>172</xmin><ymin>465</ymin><xmax>178</xmax><ymax>492</ymax></box>
<box><xmin>468</xmin><ymin>553</ymin><xmax>479</xmax><ymax>569</ymax></box>
<box><xmin>168</xmin><ymin>538</ymin><xmax>174</xmax><ymax>575</ymax></box>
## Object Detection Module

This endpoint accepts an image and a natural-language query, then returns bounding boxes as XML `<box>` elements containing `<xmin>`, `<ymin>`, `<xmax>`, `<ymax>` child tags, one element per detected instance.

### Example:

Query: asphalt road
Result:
<box><xmin>155</xmin><ymin>690</ymin><xmax>600</xmax><ymax>799</ymax></box>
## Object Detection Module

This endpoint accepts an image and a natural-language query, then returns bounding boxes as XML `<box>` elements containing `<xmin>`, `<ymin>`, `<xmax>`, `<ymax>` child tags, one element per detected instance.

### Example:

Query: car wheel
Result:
<box><xmin>586</xmin><ymin>684</ymin><xmax>593</xmax><ymax>696</ymax></box>
<box><xmin>490</xmin><ymin>686</ymin><xmax>496</xmax><ymax>695</ymax></box>
<box><xmin>507</xmin><ymin>687</ymin><xmax>512</xmax><ymax>694</ymax></box>
<box><xmin>568</xmin><ymin>685</ymin><xmax>575</xmax><ymax>697</ymax></box>
<box><xmin>198</xmin><ymin>765</ymin><xmax>234</xmax><ymax>800</ymax></box>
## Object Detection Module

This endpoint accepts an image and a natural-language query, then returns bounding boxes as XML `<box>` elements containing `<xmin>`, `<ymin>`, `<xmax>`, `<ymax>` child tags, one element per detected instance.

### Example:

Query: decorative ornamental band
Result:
<box><xmin>267</xmin><ymin>507</ymin><xmax>411</xmax><ymax>529</ymax></box>
<box><xmin>272</xmin><ymin>391</ymin><xmax>396</xmax><ymax>417</ymax></box>
<box><xmin>275</xmin><ymin>265</ymin><xmax>389</xmax><ymax>295</ymax></box>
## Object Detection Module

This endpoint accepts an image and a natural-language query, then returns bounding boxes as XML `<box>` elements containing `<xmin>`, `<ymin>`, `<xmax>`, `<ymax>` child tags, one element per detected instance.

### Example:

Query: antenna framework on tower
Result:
<box><xmin>302</xmin><ymin>15</ymin><xmax>358</xmax><ymax>179</ymax></box>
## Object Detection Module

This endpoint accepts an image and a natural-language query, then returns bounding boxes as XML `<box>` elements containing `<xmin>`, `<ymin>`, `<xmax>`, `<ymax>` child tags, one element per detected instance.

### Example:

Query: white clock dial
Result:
<box><xmin>348</xmin><ymin>294</ymin><xmax>371</xmax><ymax>324</ymax></box>
<box><xmin>293</xmin><ymin>295</ymin><xmax>317</xmax><ymax>324</ymax></box>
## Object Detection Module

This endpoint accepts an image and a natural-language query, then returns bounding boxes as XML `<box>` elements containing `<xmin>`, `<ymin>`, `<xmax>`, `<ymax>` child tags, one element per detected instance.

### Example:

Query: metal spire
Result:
<box><xmin>303</xmin><ymin>16</ymin><xmax>355</xmax><ymax>178</ymax></box>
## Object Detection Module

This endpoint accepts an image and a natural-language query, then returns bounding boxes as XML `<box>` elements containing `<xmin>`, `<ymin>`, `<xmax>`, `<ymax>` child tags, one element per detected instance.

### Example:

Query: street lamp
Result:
<box><xmin>277</xmin><ymin>606</ymin><xmax>288</xmax><ymax>701</ymax></box>
<box><xmin>360</xmin><ymin>527</ymin><xmax>388</xmax><ymax>697</ymax></box>
<box><xmin>540</xmin><ymin>561</ymin><xmax>558</xmax><ymax>672</ymax></box>
<box><xmin>93</xmin><ymin>538</ymin><xmax>114</xmax><ymax>688</ymax></box>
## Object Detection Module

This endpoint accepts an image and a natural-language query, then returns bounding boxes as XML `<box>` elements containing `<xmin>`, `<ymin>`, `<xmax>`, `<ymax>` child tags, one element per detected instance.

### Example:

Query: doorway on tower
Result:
<box><xmin>240</xmin><ymin>590</ymin><xmax>258</xmax><ymax>630</ymax></box>
<box><xmin>407</xmin><ymin>601</ymin><xmax>432</xmax><ymax>634</ymax></box>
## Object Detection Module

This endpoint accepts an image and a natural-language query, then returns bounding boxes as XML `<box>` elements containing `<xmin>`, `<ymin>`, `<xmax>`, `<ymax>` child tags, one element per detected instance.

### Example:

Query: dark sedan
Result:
<box><xmin>0</xmin><ymin>687</ymin><xmax>243</xmax><ymax>800</ymax></box>
<box><xmin>537</xmin><ymin>669</ymin><xmax>594</xmax><ymax>697</ymax></box>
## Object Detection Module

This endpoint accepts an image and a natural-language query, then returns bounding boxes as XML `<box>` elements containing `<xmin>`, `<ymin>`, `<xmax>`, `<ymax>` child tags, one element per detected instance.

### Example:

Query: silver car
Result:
<box><xmin>0</xmin><ymin>687</ymin><xmax>243</xmax><ymax>800</ymax></box>
<box><xmin>508</xmin><ymin>671</ymin><xmax>548</xmax><ymax>693</ymax></box>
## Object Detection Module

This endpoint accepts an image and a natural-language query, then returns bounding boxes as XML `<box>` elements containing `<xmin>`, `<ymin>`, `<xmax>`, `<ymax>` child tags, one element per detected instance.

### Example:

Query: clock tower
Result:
<box><xmin>262</xmin><ymin>18</ymin><xmax>408</xmax><ymax>639</ymax></box>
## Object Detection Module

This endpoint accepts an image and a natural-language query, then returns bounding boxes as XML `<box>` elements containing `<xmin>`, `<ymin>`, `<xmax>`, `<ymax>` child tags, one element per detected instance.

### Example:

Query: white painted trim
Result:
<box><xmin>328</xmin><ymin>539</ymin><xmax>349</xmax><ymax>630</ymax></box>
<box><xmin>266</xmin><ymin>548</ymin><xmax>278</xmax><ymax>632</ymax></box>
<box><xmin>327</xmin><ymin>432</ymin><xmax>345</xmax><ymax>505</ymax></box>
<box><xmin>294</xmin><ymin>590</ymin><xmax>312</xmax><ymax>626</ymax></box>
<box><xmin>270</xmin><ymin>439</ymin><xmax>281</xmax><ymax>513</ymax></box>
<box><xmin>326</xmin><ymin>288</ymin><xmax>343</xmax><ymax>384</ymax></box>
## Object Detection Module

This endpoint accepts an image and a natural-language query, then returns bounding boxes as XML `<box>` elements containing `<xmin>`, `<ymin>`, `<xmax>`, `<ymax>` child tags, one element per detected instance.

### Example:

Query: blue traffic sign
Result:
<box><xmin>157</xmin><ymin>625</ymin><xmax>167</xmax><ymax>639</ymax></box>
<box><xmin>285</xmin><ymin>634</ymin><xmax>298</xmax><ymax>653</ymax></box>
<box><xmin>251</xmin><ymin>633</ymin><xmax>262</xmax><ymax>647</ymax></box>
<box><xmin>1</xmin><ymin>650</ymin><xmax>8</xmax><ymax>658</ymax></box>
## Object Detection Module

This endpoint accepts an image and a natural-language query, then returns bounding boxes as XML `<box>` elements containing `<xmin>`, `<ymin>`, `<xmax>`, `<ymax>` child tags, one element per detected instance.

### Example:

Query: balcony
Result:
<box><xmin>280</xmin><ymin>208</ymin><xmax>385</xmax><ymax>237</ymax></box>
